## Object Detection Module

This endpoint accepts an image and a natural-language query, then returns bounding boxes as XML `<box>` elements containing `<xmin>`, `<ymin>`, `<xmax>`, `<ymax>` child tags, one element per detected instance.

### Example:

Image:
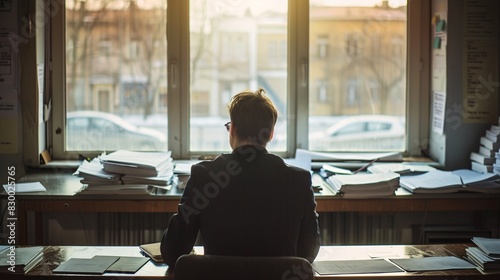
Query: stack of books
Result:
<box><xmin>325</xmin><ymin>172</ymin><xmax>400</xmax><ymax>198</ymax></box>
<box><xmin>471</xmin><ymin>122</ymin><xmax>500</xmax><ymax>173</ymax></box>
<box><xmin>0</xmin><ymin>246</ymin><xmax>44</xmax><ymax>273</ymax></box>
<box><xmin>466</xmin><ymin>237</ymin><xmax>500</xmax><ymax>272</ymax></box>
<box><xmin>74</xmin><ymin>150</ymin><xmax>174</xmax><ymax>195</ymax></box>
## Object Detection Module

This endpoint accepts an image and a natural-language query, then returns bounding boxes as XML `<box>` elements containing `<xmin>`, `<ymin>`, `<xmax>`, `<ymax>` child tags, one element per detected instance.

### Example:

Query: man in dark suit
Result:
<box><xmin>161</xmin><ymin>88</ymin><xmax>320</xmax><ymax>268</ymax></box>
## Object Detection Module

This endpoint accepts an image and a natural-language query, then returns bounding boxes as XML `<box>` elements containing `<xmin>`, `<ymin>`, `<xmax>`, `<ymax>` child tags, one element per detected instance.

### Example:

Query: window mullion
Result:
<box><xmin>167</xmin><ymin>0</ymin><xmax>190</xmax><ymax>159</ymax></box>
<box><xmin>288</xmin><ymin>0</ymin><xmax>310</xmax><ymax>155</ymax></box>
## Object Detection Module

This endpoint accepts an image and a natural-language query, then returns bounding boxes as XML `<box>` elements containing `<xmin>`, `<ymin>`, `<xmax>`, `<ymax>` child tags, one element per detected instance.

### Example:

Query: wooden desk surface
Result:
<box><xmin>1</xmin><ymin>244</ymin><xmax>498</xmax><ymax>279</ymax></box>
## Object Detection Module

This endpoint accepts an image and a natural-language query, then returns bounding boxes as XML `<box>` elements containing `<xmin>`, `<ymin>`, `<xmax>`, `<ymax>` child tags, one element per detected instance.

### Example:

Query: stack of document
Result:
<box><xmin>466</xmin><ymin>237</ymin><xmax>500</xmax><ymax>272</ymax></box>
<box><xmin>0</xmin><ymin>246</ymin><xmax>44</xmax><ymax>273</ymax></box>
<box><xmin>325</xmin><ymin>172</ymin><xmax>400</xmax><ymax>198</ymax></box>
<box><xmin>75</xmin><ymin>158</ymin><xmax>122</xmax><ymax>185</ymax></box>
<box><xmin>74</xmin><ymin>150</ymin><xmax>174</xmax><ymax>195</ymax></box>
<box><xmin>100</xmin><ymin>150</ymin><xmax>173</xmax><ymax>177</ymax></box>
<box><xmin>400</xmin><ymin>169</ymin><xmax>500</xmax><ymax>194</ymax></box>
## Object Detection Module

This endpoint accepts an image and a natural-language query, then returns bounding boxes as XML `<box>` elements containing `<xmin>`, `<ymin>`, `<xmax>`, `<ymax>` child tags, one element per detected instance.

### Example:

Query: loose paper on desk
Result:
<box><xmin>312</xmin><ymin>259</ymin><xmax>403</xmax><ymax>275</ymax></box>
<box><xmin>53</xmin><ymin>256</ymin><xmax>120</xmax><ymax>274</ymax></box>
<box><xmin>389</xmin><ymin>256</ymin><xmax>476</xmax><ymax>271</ymax></box>
<box><xmin>284</xmin><ymin>148</ymin><xmax>312</xmax><ymax>171</ymax></box>
<box><xmin>174</xmin><ymin>163</ymin><xmax>193</xmax><ymax>174</ymax></box>
<box><xmin>3</xmin><ymin>182</ymin><xmax>46</xmax><ymax>193</ymax></box>
<box><xmin>106</xmin><ymin>256</ymin><xmax>149</xmax><ymax>273</ymax></box>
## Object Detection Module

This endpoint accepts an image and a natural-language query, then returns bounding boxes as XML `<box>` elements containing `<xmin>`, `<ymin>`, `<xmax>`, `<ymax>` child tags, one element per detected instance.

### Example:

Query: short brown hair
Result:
<box><xmin>227</xmin><ymin>88</ymin><xmax>278</xmax><ymax>145</ymax></box>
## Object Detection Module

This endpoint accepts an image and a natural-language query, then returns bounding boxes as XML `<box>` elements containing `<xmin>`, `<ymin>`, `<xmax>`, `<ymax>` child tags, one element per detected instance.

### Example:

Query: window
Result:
<box><xmin>59</xmin><ymin>0</ymin><xmax>168</xmax><ymax>154</ymax></box>
<box><xmin>51</xmin><ymin>0</ymin><xmax>426</xmax><ymax>160</ymax></box>
<box><xmin>308</xmin><ymin>0</ymin><xmax>407</xmax><ymax>152</ymax></box>
<box><xmin>188</xmin><ymin>0</ymin><xmax>288</xmax><ymax>153</ymax></box>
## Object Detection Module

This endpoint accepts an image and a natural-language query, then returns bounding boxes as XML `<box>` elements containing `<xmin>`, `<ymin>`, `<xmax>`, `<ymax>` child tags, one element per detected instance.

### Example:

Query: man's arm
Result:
<box><xmin>296</xmin><ymin>173</ymin><xmax>321</xmax><ymax>263</ymax></box>
<box><xmin>160</xmin><ymin>169</ymin><xmax>201</xmax><ymax>268</ymax></box>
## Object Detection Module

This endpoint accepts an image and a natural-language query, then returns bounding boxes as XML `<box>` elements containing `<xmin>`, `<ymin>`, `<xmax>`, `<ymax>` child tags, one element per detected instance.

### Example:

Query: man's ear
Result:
<box><xmin>268</xmin><ymin>128</ymin><xmax>274</xmax><ymax>141</ymax></box>
<box><xmin>229</xmin><ymin>122</ymin><xmax>235</xmax><ymax>136</ymax></box>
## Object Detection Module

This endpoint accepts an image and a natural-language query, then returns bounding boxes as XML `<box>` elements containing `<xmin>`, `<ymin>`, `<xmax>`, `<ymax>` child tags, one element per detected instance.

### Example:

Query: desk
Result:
<box><xmin>4</xmin><ymin>169</ymin><xmax>500</xmax><ymax>244</ymax></box>
<box><xmin>1</xmin><ymin>244</ymin><xmax>498</xmax><ymax>279</ymax></box>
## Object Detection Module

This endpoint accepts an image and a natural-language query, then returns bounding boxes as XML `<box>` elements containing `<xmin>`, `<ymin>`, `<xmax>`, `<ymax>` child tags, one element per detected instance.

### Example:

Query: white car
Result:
<box><xmin>67</xmin><ymin>111</ymin><xmax>167</xmax><ymax>151</ymax></box>
<box><xmin>309</xmin><ymin>115</ymin><xmax>405</xmax><ymax>152</ymax></box>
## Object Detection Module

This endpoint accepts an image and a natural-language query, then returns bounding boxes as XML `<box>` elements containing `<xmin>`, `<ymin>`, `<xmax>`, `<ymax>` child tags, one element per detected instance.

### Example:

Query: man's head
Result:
<box><xmin>227</xmin><ymin>88</ymin><xmax>278</xmax><ymax>147</ymax></box>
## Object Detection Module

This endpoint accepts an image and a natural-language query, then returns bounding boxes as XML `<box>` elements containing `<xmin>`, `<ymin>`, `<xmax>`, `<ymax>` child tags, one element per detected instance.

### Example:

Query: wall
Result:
<box><xmin>0</xmin><ymin>0</ymin><xmax>25</xmax><ymax>184</ymax></box>
<box><xmin>429</xmin><ymin>0</ymin><xmax>500</xmax><ymax>170</ymax></box>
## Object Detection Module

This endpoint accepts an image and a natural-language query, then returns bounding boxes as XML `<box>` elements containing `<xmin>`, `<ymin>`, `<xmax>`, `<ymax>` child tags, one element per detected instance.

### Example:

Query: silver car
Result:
<box><xmin>66</xmin><ymin>111</ymin><xmax>167</xmax><ymax>151</ymax></box>
<box><xmin>309</xmin><ymin>115</ymin><xmax>405</xmax><ymax>152</ymax></box>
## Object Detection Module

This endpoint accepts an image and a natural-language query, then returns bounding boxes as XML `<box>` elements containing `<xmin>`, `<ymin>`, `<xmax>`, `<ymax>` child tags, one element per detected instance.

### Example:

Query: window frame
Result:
<box><xmin>49</xmin><ymin>0</ymin><xmax>430</xmax><ymax>160</ymax></box>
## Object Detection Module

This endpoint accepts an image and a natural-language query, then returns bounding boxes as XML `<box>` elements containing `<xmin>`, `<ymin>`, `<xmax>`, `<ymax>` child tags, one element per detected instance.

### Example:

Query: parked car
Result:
<box><xmin>66</xmin><ymin>111</ymin><xmax>167</xmax><ymax>151</ymax></box>
<box><xmin>309</xmin><ymin>115</ymin><xmax>405</xmax><ymax>152</ymax></box>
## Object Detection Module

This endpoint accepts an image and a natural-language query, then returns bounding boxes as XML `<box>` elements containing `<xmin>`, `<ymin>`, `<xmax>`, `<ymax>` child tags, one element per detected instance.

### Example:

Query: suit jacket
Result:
<box><xmin>161</xmin><ymin>145</ymin><xmax>320</xmax><ymax>268</ymax></box>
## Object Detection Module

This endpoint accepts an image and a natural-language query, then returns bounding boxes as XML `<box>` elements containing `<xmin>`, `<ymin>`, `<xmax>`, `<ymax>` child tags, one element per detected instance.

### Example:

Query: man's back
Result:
<box><xmin>161</xmin><ymin>145</ymin><xmax>320</xmax><ymax>267</ymax></box>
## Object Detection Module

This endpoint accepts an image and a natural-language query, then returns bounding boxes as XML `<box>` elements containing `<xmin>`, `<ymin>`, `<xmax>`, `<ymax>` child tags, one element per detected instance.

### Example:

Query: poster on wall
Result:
<box><xmin>0</xmin><ymin>88</ymin><xmax>18</xmax><ymax>153</ymax></box>
<box><xmin>463</xmin><ymin>0</ymin><xmax>499</xmax><ymax>124</ymax></box>
<box><xmin>0</xmin><ymin>0</ymin><xmax>18</xmax><ymax>154</ymax></box>
<box><xmin>0</xmin><ymin>31</ymin><xmax>15</xmax><ymax>87</ymax></box>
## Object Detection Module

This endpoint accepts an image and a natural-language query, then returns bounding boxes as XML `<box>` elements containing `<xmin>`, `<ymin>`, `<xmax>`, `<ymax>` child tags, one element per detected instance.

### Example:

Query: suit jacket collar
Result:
<box><xmin>232</xmin><ymin>144</ymin><xmax>268</xmax><ymax>156</ymax></box>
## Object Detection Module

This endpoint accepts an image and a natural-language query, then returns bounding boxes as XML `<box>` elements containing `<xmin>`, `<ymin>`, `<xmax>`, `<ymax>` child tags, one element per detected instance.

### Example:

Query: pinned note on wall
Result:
<box><xmin>433</xmin><ymin>37</ymin><xmax>442</xmax><ymax>49</ymax></box>
<box><xmin>436</xmin><ymin>19</ymin><xmax>446</xmax><ymax>32</ymax></box>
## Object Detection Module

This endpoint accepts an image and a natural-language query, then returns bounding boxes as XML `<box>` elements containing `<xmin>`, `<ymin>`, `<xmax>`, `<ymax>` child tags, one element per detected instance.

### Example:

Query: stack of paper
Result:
<box><xmin>400</xmin><ymin>169</ymin><xmax>500</xmax><ymax>194</ymax></box>
<box><xmin>75</xmin><ymin>158</ymin><xmax>123</xmax><ymax>185</ymax></box>
<box><xmin>0</xmin><ymin>246</ymin><xmax>44</xmax><ymax>273</ymax></box>
<box><xmin>466</xmin><ymin>237</ymin><xmax>500</xmax><ymax>272</ymax></box>
<box><xmin>452</xmin><ymin>169</ymin><xmax>500</xmax><ymax>194</ymax></box>
<box><xmin>100</xmin><ymin>150</ymin><xmax>173</xmax><ymax>177</ymax></box>
<box><xmin>326</xmin><ymin>172</ymin><xmax>400</xmax><ymax>198</ymax></box>
<box><xmin>74</xmin><ymin>150</ymin><xmax>174</xmax><ymax>195</ymax></box>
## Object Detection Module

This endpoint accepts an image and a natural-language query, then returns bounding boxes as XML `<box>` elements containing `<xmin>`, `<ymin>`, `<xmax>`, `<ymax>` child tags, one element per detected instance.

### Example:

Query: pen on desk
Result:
<box><xmin>352</xmin><ymin>158</ymin><xmax>379</xmax><ymax>174</ymax></box>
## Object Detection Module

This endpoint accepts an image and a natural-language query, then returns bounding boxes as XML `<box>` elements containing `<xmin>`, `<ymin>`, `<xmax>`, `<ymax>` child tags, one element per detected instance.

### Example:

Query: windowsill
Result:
<box><xmin>39</xmin><ymin>156</ymin><xmax>440</xmax><ymax>171</ymax></box>
<box><xmin>40</xmin><ymin>160</ymin><xmax>82</xmax><ymax>169</ymax></box>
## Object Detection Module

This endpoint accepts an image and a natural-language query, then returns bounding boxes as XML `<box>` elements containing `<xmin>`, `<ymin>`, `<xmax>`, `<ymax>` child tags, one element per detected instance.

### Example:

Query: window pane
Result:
<box><xmin>189</xmin><ymin>0</ymin><xmax>288</xmax><ymax>152</ymax></box>
<box><xmin>309</xmin><ymin>0</ymin><xmax>407</xmax><ymax>152</ymax></box>
<box><xmin>65</xmin><ymin>0</ymin><xmax>168</xmax><ymax>152</ymax></box>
